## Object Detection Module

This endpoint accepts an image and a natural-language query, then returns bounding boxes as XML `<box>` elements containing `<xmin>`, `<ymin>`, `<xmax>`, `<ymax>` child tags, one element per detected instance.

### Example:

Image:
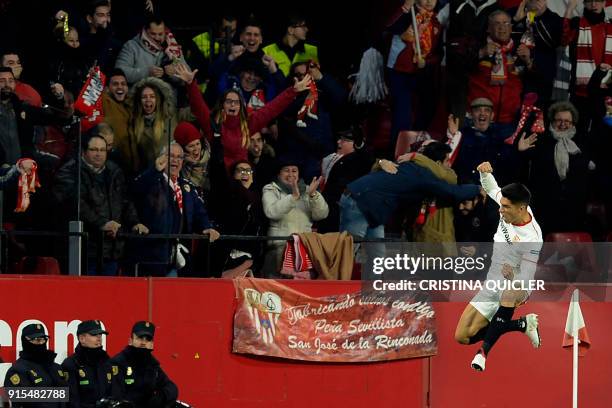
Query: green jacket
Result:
<box><xmin>410</xmin><ymin>153</ymin><xmax>458</xmax><ymax>256</ymax></box>
<box><xmin>262</xmin><ymin>42</ymin><xmax>318</xmax><ymax>76</ymax></box>
<box><xmin>192</xmin><ymin>32</ymin><xmax>219</xmax><ymax>60</ymax></box>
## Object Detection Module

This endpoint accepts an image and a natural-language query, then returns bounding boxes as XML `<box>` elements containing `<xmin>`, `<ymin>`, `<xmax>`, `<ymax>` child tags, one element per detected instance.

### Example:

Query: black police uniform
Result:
<box><xmin>61</xmin><ymin>320</ymin><xmax>116</xmax><ymax>408</ymax></box>
<box><xmin>109</xmin><ymin>321</ymin><xmax>178</xmax><ymax>408</ymax></box>
<box><xmin>3</xmin><ymin>324</ymin><xmax>68</xmax><ymax>408</ymax></box>
<box><xmin>62</xmin><ymin>345</ymin><xmax>116</xmax><ymax>408</ymax></box>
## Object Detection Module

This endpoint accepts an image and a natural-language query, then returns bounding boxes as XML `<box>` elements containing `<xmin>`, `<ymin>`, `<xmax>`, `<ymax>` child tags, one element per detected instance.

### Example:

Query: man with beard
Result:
<box><xmin>102</xmin><ymin>69</ymin><xmax>130</xmax><ymax>169</ymax></box>
<box><xmin>115</xmin><ymin>14</ymin><xmax>189</xmax><ymax>86</ymax></box>
<box><xmin>110</xmin><ymin>321</ymin><xmax>178</xmax><ymax>408</ymax></box>
<box><xmin>1</xmin><ymin>51</ymin><xmax>42</xmax><ymax>107</ymax></box>
<box><xmin>3</xmin><ymin>323</ymin><xmax>68</xmax><ymax>407</ymax></box>
<box><xmin>61</xmin><ymin>320</ymin><xmax>115</xmax><ymax>408</ymax></box>
<box><xmin>448</xmin><ymin>98</ymin><xmax>521</xmax><ymax>186</ymax></box>
<box><xmin>0</xmin><ymin>67</ymin><xmax>67</xmax><ymax>167</ymax></box>
<box><xmin>79</xmin><ymin>0</ymin><xmax>122</xmax><ymax>75</ymax></box>
<box><xmin>517</xmin><ymin>101</ymin><xmax>588</xmax><ymax>234</ymax></box>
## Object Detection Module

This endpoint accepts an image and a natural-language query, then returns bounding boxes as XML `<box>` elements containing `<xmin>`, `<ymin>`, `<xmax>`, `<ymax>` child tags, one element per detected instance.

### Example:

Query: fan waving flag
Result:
<box><xmin>74</xmin><ymin>66</ymin><xmax>106</xmax><ymax>132</ymax></box>
<box><xmin>562</xmin><ymin>289</ymin><xmax>591</xmax><ymax>357</ymax></box>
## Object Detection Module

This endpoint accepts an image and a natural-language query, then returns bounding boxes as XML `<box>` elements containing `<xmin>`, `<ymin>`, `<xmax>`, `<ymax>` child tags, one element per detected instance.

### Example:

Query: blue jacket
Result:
<box><xmin>277</xmin><ymin>74</ymin><xmax>347</xmax><ymax>180</ymax></box>
<box><xmin>347</xmin><ymin>162</ymin><xmax>481</xmax><ymax>227</ymax></box>
<box><xmin>452</xmin><ymin>124</ymin><xmax>519</xmax><ymax>186</ymax></box>
<box><xmin>131</xmin><ymin>168</ymin><xmax>213</xmax><ymax>275</ymax></box>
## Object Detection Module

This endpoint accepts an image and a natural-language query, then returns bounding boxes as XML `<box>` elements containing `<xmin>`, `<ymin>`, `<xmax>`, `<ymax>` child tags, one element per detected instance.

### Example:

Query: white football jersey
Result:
<box><xmin>480</xmin><ymin>172</ymin><xmax>543</xmax><ymax>278</ymax></box>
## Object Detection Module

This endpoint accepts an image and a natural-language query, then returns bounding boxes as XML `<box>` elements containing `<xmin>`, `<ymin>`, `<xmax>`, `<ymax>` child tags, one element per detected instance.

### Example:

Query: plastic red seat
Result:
<box><xmin>363</xmin><ymin>102</ymin><xmax>392</xmax><ymax>154</ymax></box>
<box><xmin>545</xmin><ymin>232</ymin><xmax>593</xmax><ymax>243</ymax></box>
<box><xmin>13</xmin><ymin>256</ymin><xmax>61</xmax><ymax>275</ymax></box>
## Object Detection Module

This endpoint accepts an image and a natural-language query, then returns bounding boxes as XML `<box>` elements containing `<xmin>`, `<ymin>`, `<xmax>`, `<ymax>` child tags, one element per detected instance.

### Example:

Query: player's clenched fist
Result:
<box><xmin>477</xmin><ymin>161</ymin><xmax>493</xmax><ymax>173</ymax></box>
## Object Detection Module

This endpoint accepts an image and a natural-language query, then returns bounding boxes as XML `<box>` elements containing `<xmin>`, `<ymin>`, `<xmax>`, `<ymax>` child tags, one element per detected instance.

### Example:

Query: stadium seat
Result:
<box><xmin>13</xmin><ymin>256</ymin><xmax>61</xmax><ymax>275</ymax></box>
<box><xmin>607</xmin><ymin>231</ymin><xmax>612</xmax><ymax>242</ymax></box>
<box><xmin>393</xmin><ymin>130</ymin><xmax>429</xmax><ymax>160</ymax></box>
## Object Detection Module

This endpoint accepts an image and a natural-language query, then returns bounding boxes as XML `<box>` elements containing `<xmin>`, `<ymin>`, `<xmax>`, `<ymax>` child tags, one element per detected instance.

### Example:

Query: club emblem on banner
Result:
<box><xmin>243</xmin><ymin>288</ymin><xmax>282</xmax><ymax>344</ymax></box>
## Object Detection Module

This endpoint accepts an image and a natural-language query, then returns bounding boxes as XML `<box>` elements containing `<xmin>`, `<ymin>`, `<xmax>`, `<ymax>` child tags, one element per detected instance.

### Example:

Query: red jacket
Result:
<box><xmin>15</xmin><ymin>81</ymin><xmax>42</xmax><ymax>107</ymax></box>
<box><xmin>187</xmin><ymin>80</ymin><xmax>297</xmax><ymax>170</ymax></box>
<box><xmin>468</xmin><ymin>58</ymin><xmax>522</xmax><ymax>125</ymax></box>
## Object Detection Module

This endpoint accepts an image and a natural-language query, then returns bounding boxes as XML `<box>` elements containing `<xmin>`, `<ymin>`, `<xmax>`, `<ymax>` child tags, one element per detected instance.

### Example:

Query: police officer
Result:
<box><xmin>3</xmin><ymin>323</ymin><xmax>67</xmax><ymax>407</ymax></box>
<box><xmin>110</xmin><ymin>321</ymin><xmax>178</xmax><ymax>408</ymax></box>
<box><xmin>61</xmin><ymin>320</ymin><xmax>115</xmax><ymax>407</ymax></box>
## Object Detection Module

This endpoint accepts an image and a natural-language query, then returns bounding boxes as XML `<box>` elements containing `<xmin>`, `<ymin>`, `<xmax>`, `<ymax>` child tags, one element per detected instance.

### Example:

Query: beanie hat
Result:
<box><xmin>173</xmin><ymin>122</ymin><xmax>201</xmax><ymax>147</ymax></box>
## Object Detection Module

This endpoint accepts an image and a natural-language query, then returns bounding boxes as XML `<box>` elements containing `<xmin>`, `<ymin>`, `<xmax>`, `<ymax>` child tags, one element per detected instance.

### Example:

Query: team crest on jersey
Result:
<box><xmin>10</xmin><ymin>374</ymin><xmax>20</xmax><ymax>385</ymax></box>
<box><xmin>513</xmin><ymin>235</ymin><xmax>521</xmax><ymax>242</ymax></box>
<box><xmin>112</xmin><ymin>365</ymin><xmax>118</xmax><ymax>375</ymax></box>
<box><xmin>79</xmin><ymin>369</ymin><xmax>86</xmax><ymax>378</ymax></box>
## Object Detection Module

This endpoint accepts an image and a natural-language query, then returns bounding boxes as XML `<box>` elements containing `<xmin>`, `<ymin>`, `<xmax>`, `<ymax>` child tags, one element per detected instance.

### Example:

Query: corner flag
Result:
<box><xmin>562</xmin><ymin>289</ymin><xmax>591</xmax><ymax>356</ymax></box>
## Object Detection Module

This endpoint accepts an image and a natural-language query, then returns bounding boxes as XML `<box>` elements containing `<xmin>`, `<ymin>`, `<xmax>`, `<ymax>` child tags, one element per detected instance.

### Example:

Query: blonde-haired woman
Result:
<box><xmin>124</xmin><ymin>76</ymin><xmax>177</xmax><ymax>174</ymax></box>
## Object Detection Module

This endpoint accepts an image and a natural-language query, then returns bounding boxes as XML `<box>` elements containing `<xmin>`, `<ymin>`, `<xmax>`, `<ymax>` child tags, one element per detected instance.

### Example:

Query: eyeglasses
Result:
<box><xmin>224</xmin><ymin>99</ymin><xmax>241</xmax><ymax>106</ymax></box>
<box><xmin>235</xmin><ymin>168</ymin><xmax>253</xmax><ymax>175</ymax></box>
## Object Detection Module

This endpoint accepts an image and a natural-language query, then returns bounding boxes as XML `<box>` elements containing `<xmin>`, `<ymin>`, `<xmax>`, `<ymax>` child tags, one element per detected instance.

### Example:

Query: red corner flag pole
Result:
<box><xmin>563</xmin><ymin>289</ymin><xmax>591</xmax><ymax>408</ymax></box>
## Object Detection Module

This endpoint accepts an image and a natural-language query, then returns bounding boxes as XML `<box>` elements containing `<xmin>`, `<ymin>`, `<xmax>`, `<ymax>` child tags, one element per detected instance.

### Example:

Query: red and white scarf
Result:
<box><xmin>575</xmin><ymin>20</ymin><xmax>612</xmax><ymax>86</ymax></box>
<box><xmin>281</xmin><ymin>234</ymin><xmax>313</xmax><ymax>279</ymax></box>
<box><xmin>140</xmin><ymin>28</ymin><xmax>183</xmax><ymax>60</ymax></box>
<box><xmin>15</xmin><ymin>159</ymin><xmax>40</xmax><ymax>213</ymax></box>
<box><xmin>488</xmin><ymin>37</ymin><xmax>515</xmax><ymax>85</ymax></box>
<box><xmin>296</xmin><ymin>79</ymin><xmax>318</xmax><ymax>128</ymax></box>
<box><xmin>169</xmin><ymin>177</ymin><xmax>183</xmax><ymax>214</ymax></box>
<box><xmin>505</xmin><ymin>93</ymin><xmax>545</xmax><ymax>145</ymax></box>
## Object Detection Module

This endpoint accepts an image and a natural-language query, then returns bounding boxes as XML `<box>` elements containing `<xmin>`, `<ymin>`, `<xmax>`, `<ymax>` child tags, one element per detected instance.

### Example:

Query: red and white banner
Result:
<box><xmin>74</xmin><ymin>66</ymin><xmax>106</xmax><ymax>132</ymax></box>
<box><xmin>232</xmin><ymin>279</ymin><xmax>438</xmax><ymax>362</ymax></box>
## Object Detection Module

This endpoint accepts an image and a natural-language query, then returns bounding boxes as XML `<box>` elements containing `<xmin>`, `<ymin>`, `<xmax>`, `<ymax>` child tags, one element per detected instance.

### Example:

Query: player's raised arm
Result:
<box><xmin>477</xmin><ymin>161</ymin><xmax>502</xmax><ymax>204</ymax></box>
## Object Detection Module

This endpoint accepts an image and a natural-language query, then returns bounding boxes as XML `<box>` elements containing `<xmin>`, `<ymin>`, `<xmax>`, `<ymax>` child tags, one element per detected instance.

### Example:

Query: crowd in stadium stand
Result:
<box><xmin>0</xmin><ymin>0</ymin><xmax>610</xmax><ymax>278</ymax></box>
